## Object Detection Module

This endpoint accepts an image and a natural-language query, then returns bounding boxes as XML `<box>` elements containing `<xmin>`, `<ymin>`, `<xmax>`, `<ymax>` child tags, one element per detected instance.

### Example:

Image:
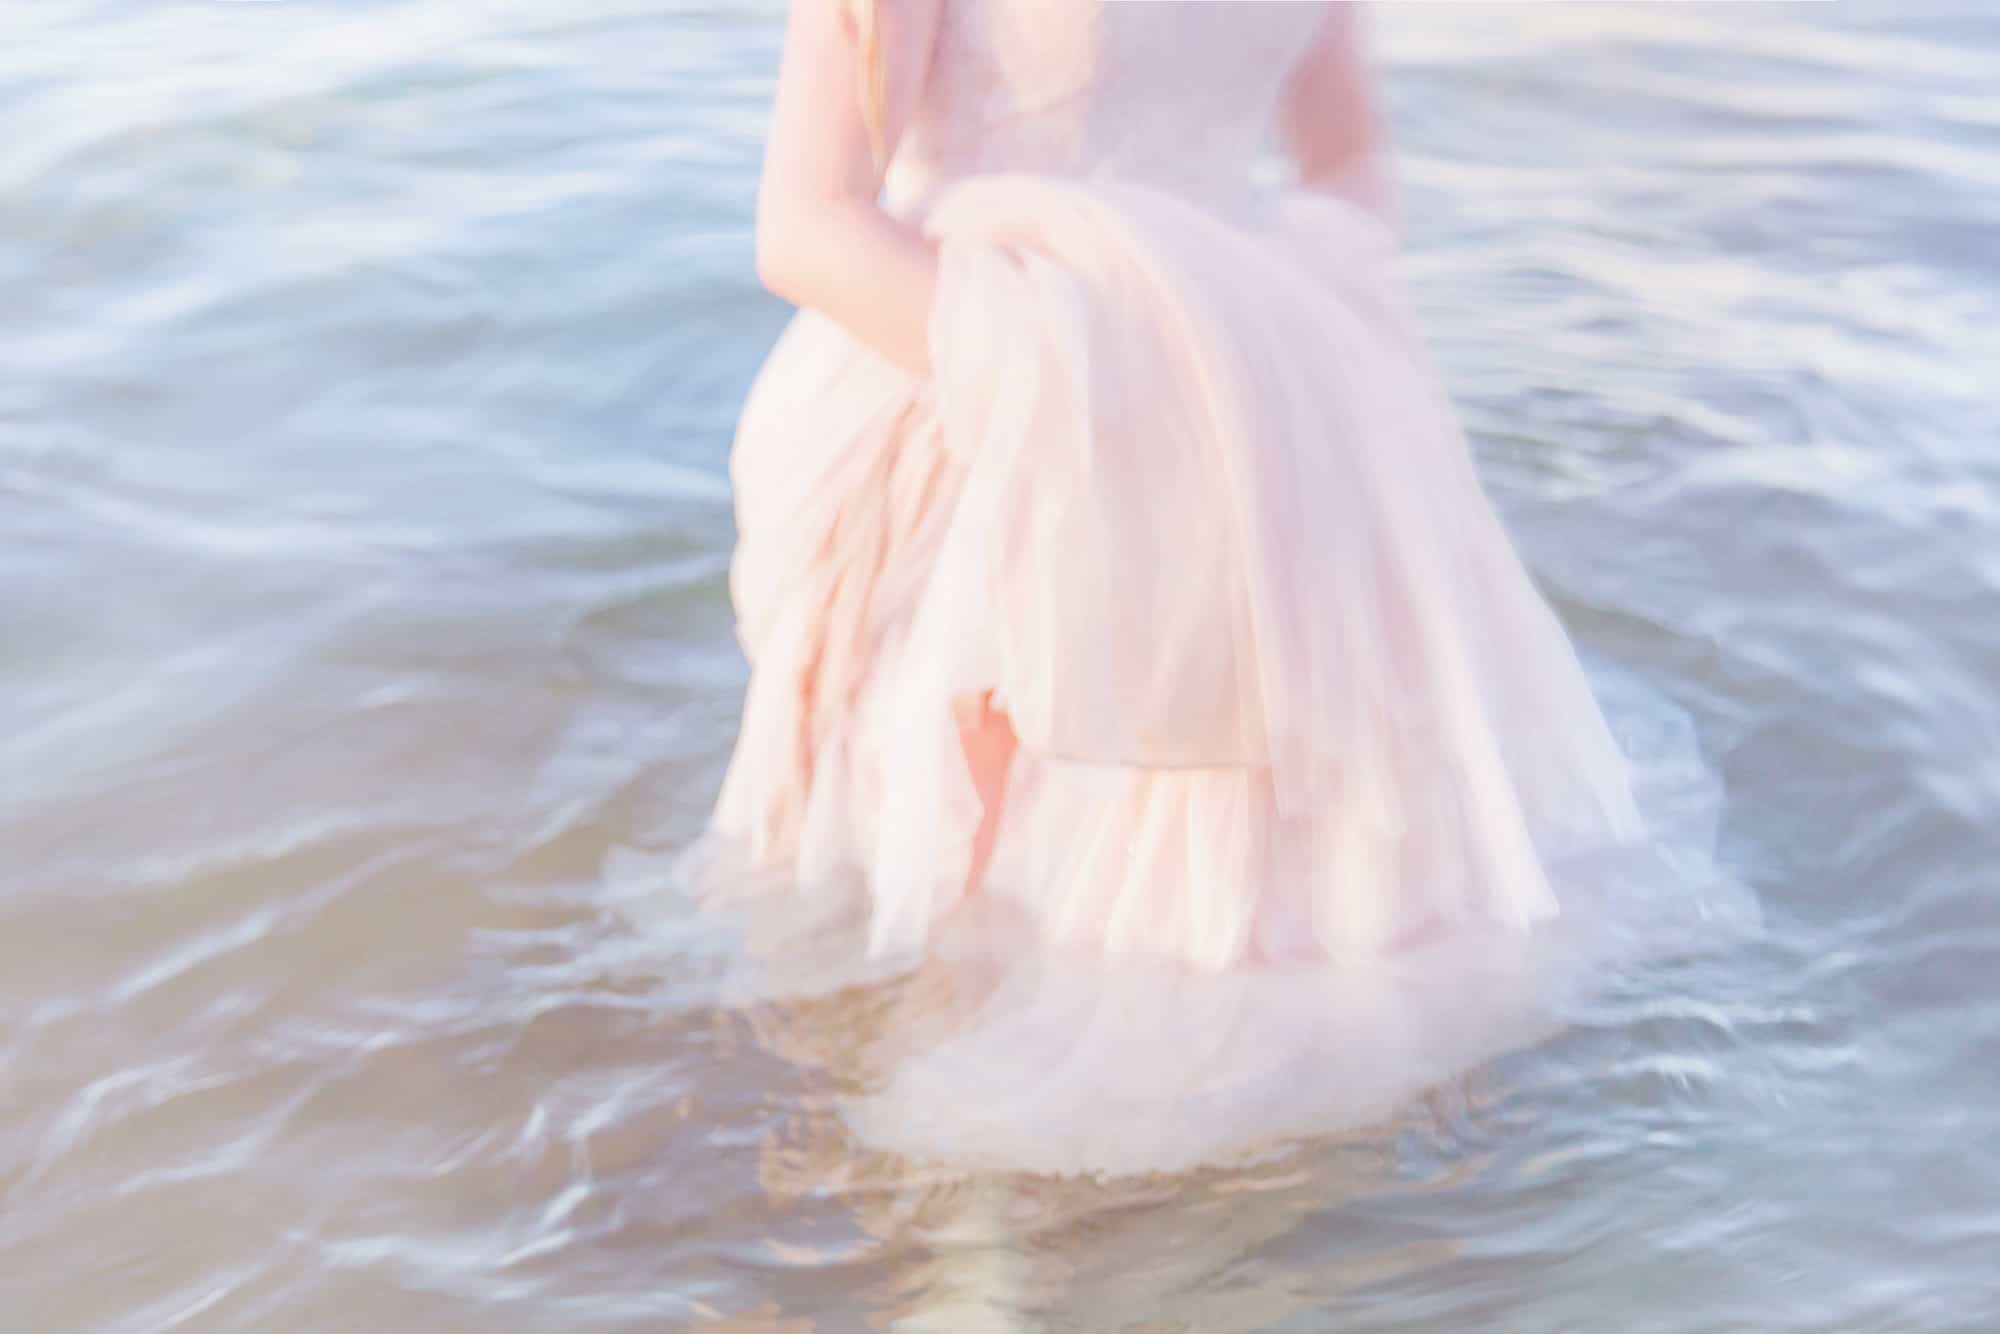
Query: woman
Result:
<box><xmin>688</xmin><ymin>2</ymin><xmax>1685</xmax><ymax>1165</ymax></box>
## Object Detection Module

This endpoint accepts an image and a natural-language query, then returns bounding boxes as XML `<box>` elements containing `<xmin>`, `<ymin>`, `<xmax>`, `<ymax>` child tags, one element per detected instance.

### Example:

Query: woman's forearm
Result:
<box><xmin>1280</xmin><ymin>4</ymin><xmax>1399</xmax><ymax>231</ymax></box>
<box><xmin>751</xmin><ymin>0</ymin><xmax>946</xmax><ymax>377</ymax></box>
<box><xmin>756</xmin><ymin>195</ymin><xmax>939</xmax><ymax>376</ymax></box>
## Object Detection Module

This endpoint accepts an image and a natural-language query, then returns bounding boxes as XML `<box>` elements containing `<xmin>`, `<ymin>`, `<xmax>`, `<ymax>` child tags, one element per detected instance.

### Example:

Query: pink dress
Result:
<box><xmin>710</xmin><ymin>0</ymin><xmax>1641</xmax><ymax>971</ymax></box>
<box><xmin>665</xmin><ymin>0</ymin><xmax>1755</xmax><ymax>1174</ymax></box>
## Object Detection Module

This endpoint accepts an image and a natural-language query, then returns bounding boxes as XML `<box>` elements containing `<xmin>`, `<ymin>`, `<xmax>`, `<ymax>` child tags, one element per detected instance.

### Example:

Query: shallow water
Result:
<box><xmin>4</xmin><ymin>1</ymin><xmax>1998</xmax><ymax>1329</ymax></box>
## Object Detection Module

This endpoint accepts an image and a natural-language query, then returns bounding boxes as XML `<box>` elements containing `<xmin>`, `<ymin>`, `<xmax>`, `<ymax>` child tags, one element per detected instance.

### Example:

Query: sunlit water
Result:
<box><xmin>4</xmin><ymin>2</ymin><xmax>1997</xmax><ymax>1329</ymax></box>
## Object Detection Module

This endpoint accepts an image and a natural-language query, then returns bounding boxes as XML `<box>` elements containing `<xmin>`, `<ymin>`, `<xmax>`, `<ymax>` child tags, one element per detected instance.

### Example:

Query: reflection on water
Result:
<box><xmin>4</xmin><ymin>1</ymin><xmax>1998</xmax><ymax>1329</ymax></box>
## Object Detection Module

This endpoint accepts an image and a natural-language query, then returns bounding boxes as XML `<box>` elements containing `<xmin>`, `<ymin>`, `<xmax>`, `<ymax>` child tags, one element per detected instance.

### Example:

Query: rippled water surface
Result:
<box><xmin>5</xmin><ymin>2</ymin><xmax>1998</xmax><ymax>1329</ymax></box>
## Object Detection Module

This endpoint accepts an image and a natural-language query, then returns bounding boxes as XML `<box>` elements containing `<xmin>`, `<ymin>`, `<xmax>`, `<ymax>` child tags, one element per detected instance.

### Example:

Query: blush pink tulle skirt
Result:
<box><xmin>658</xmin><ymin>176</ymin><xmax>1749</xmax><ymax>1174</ymax></box>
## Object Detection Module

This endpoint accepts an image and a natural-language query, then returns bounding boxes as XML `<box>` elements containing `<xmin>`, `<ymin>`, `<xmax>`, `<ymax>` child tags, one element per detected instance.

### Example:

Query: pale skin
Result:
<box><xmin>753</xmin><ymin>0</ymin><xmax>1396</xmax><ymax>892</ymax></box>
<box><xmin>753</xmin><ymin>0</ymin><xmax>943</xmax><ymax>374</ymax></box>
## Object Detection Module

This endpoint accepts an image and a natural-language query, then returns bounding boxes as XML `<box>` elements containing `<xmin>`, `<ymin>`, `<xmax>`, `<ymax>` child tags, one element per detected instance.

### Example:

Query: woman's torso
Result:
<box><xmin>884</xmin><ymin>0</ymin><xmax>1330</xmax><ymax>212</ymax></box>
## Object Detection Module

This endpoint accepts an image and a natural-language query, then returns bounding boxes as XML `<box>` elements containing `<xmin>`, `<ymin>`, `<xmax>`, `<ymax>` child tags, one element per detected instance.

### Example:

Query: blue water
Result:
<box><xmin>3</xmin><ymin>2</ymin><xmax>1997</xmax><ymax>1329</ymax></box>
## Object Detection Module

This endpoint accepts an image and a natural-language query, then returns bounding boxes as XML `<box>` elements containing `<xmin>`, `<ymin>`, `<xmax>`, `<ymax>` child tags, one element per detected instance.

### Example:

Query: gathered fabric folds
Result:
<box><xmin>710</xmin><ymin>175</ymin><xmax>1644</xmax><ymax>973</ymax></box>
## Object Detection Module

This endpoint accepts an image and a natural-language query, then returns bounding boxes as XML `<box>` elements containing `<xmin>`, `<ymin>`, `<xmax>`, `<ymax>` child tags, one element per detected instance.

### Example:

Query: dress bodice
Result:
<box><xmin>884</xmin><ymin>0</ymin><xmax>1331</xmax><ymax>211</ymax></box>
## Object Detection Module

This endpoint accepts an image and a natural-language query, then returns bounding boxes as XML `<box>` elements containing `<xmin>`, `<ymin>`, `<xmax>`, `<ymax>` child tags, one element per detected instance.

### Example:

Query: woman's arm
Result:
<box><xmin>1278</xmin><ymin>4</ymin><xmax>1399</xmax><ymax>228</ymax></box>
<box><xmin>754</xmin><ymin>0</ymin><xmax>942</xmax><ymax>374</ymax></box>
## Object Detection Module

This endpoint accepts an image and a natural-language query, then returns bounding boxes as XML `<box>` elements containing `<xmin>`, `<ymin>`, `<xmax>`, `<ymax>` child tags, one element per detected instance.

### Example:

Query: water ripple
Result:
<box><xmin>3</xmin><ymin>1</ymin><xmax>1995</xmax><ymax>1329</ymax></box>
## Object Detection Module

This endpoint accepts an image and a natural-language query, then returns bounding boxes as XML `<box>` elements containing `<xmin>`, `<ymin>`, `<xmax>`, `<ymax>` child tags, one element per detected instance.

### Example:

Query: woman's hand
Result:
<box><xmin>754</xmin><ymin>0</ymin><xmax>943</xmax><ymax>374</ymax></box>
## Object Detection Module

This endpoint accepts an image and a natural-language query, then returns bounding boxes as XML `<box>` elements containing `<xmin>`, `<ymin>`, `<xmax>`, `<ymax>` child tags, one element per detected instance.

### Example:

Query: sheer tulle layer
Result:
<box><xmin>643</xmin><ymin>655</ymin><xmax>1748</xmax><ymax>1177</ymax></box>
<box><xmin>718</xmin><ymin>176</ymin><xmax>1645</xmax><ymax>968</ymax></box>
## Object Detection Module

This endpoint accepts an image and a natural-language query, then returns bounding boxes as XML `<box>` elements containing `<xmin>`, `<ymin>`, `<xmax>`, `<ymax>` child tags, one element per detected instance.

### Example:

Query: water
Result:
<box><xmin>3</xmin><ymin>1</ymin><xmax>1997</xmax><ymax>1328</ymax></box>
